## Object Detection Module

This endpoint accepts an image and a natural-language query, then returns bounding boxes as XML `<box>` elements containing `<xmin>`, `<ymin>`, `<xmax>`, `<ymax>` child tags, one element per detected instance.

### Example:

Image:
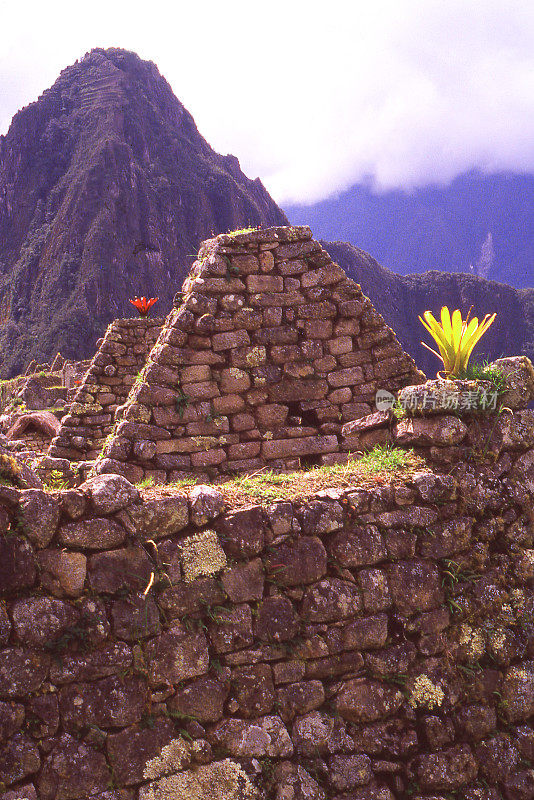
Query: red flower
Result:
<box><xmin>129</xmin><ymin>296</ymin><xmax>158</xmax><ymax>316</ymax></box>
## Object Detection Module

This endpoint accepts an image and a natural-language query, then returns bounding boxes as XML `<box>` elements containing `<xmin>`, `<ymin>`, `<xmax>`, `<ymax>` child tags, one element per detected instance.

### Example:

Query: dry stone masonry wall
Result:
<box><xmin>1</xmin><ymin>406</ymin><xmax>534</xmax><ymax>800</ymax></box>
<box><xmin>48</xmin><ymin>318</ymin><xmax>163</xmax><ymax>462</ymax></box>
<box><xmin>96</xmin><ymin>227</ymin><xmax>423</xmax><ymax>482</ymax></box>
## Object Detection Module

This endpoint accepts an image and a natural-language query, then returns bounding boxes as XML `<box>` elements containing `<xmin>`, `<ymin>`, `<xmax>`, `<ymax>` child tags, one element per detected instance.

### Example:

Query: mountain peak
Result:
<box><xmin>0</xmin><ymin>51</ymin><xmax>287</xmax><ymax>376</ymax></box>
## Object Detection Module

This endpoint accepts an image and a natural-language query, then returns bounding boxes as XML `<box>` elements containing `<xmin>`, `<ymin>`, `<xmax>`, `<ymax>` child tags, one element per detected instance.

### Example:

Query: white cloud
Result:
<box><xmin>1</xmin><ymin>0</ymin><xmax>534</xmax><ymax>203</ymax></box>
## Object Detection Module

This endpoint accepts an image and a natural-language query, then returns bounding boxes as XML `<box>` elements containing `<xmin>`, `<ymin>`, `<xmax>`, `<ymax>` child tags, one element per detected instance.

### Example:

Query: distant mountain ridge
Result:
<box><xmin>324</xmin><ymin>239</ymin><xmax>534</xmax><ymax>376</ymax></box>
<box><xmin>287</xmin><ymin>171</ymin><xmax>534</xmax><ymax>289</ymax></box>
<box><xmin>0</xmin><ymin>48</ymin><xmax>287</xmax><ymax>375</ymax></box>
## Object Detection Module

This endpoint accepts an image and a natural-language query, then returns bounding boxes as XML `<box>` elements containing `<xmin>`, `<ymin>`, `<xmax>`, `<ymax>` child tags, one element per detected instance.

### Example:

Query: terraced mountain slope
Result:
<box><xmin>0</xmin><ymin>48</ymin><xmax>287</xmax><ymax>375</ymax></box>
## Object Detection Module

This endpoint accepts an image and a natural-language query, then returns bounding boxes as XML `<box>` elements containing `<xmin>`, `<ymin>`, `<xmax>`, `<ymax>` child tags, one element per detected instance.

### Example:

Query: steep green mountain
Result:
<box><xmin>0</xmin><ymin>48</ymin><xmax>287</xmax><ymax>376</ymax></box>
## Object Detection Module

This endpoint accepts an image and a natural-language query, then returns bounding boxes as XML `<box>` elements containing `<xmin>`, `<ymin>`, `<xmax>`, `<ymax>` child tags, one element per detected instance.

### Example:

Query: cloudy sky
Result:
<box><xmin>1</xmin><ymin>0</ymin><xmax>534</xmax><ymax>204</ymax></box>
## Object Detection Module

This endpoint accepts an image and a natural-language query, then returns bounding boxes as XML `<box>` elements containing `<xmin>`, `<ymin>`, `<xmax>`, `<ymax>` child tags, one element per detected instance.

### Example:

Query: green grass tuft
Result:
<box><xmin>225</xmin><ymin>226</ymin><xmax>259</xmax><ymax>236</ymax></box>
<box><xmin>455</xmin><ymin>361</ymin><xmax>507</xmax><ymax>394</ymax></box>
<box><xmin>136</xmin><ymin>476</ymin><xmax>156</xmax><ymax>489</ymax></box>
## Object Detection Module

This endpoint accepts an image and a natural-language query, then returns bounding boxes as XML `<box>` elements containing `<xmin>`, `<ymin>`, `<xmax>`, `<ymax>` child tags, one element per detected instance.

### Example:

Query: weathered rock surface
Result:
<box><xmin>0</xmin><ymin>426</ymin><xmax>532</xmax><ymax>800</ymax></box>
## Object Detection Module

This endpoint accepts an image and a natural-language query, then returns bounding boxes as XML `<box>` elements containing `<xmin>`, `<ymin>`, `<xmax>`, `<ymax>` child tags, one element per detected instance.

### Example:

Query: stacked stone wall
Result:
<box><xmin>1</xmin><ymin>410</ymin><xmax>534</xmax><ymax>799</ymax></box>
<box><xmin>97</xmin><ymin>227</ymin><xmax>423</xmax><ymax>482</ymax></box>
<box><xmin>48</xmin><ymin>318</ymin><xmax>163</xmax><ymax>461</ymax></box>
<box><xmin>0</xmin><ymin>377</ymin><xmax>26</xmax><ymax>411</ymax></box>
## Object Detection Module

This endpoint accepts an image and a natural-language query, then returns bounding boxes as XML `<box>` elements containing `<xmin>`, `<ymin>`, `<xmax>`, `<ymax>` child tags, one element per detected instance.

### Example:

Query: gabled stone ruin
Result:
<box><xmin>5</xmin><ymin>411</ymin><xmax>60</xmax><ymax>455</ymax></box>
<box><xmin>96</xmin><ymin>226</ymin><xmax>424</xmax><ymax>482</ymax></box>
<box><xmin>48</xmin><ymin>318</ymin><xmax>163</xmax><ymax>461</ymax></box>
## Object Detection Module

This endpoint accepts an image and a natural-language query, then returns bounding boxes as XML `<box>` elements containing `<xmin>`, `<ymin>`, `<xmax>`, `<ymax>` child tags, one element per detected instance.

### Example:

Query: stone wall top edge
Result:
<box><xmin>0</xmin><ymin>466</ymin><xmax>445</xmax><ymax>521</ymax></box>
<box><xmin>110</xmin><ymin>317</ymin><xmax>166</xmax><ymax>326</ymax></box>
<box><xmin>202</xmin><ymin>225</ymin><xmax>313</xmax><ymax>249</ymax></box>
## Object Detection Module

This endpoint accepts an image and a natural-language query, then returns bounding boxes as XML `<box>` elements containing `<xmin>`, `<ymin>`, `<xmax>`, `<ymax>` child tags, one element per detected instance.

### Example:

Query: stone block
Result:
<box><xmin>250</xmin><ymin>291</ymin><xmax>302</xmax><ymax>308</ymax></box>
<box><xmin>230</xmin><ymin>664</ymin><xmax>274</xmax><ymax>718</ymax></box>
<box><xmin>221</xmin><ymin>559</ymin><xmax>265</xmax><ymax>602</ymax></box>
<box><xmin>37</xmin><ymin>551</ymin><xmax>86</xmax><ymax>598</ymax></box>
<box><xmin>298</xmin><ymin>301</ymin><xmax>337</xmax><ymax>319</ymax></box>
<box><xmin>387</xmin><ymin>560</ymin><xmax>444</xmax><ymax>613</ymax></box>
<box><xmin>302</xmin><ymin>578</ymin><xmax>362</xmax><ymax>622</ymax></box>
<box><xmin>11</xmin><ymin>597</ymin><xmax>80</xmax><ymax>647</ymax></box>
<box><xmin>81</xmin><ymin>474</ymin><xmax>139</xmax><ymax>514</ymax></box>
<box><xmin>168</xmin><ymin>676</ymin><xmax>229</xmax><ymax>723</ymax></box>
<box><xmin>262</xmin><ymin>434</ymin><xmax>337</xmax><ymax>460</ymax></box>
<box><xmin>394</xmin><ymin>415</ymin><xmax>468</xmax><ymax>446</ymax></box>
<box><xmin>199</xmin><ymin>277</ymin><xmax>245</xmax><ymax>293</ymax></box>
<box><xmin>208</xmin><ymin>716</ymin><xmax>293</xmax><ymax>758</ymax></box>
<box><xmin>254</xmin><ymin>596</ymin><xmax>299</xmax><ymax>642</ymax></box>
<box><xmin>179</xmin><ymin>364</ymin><xmax>211</xmax><ymax>383</ymax></box>
<box><xmin>38</xmin><ymin>734</ymin><xmax>111</xmax><ymax>800</ymax></box>
<box><xmin>231</xmin><ymin>254</ymin><xmax>260</xmax><ymax>274</ymax></box>
<box><xmin>0</xmin><ymin>648</ymin><xmax>50</xmax><ymax>698</ymax></box>
<box><xmin>0</xmin><ymin>534</ymin><xmax>36</xmax><ymax>594</ymax></box>
<box><xmin>410</xmin><ymin>744</ymin><xmax>478</xmax><ymax>792</ymax></box>
<box><xmin>106</xmin><ymin>719</ymin><xmax>176</xmax><ymax>786</ymax></box>
<box><xmin>329</xmin><ymin>526</ymin><xmax>386</xmax><ymax>567</ymax></box>
<box><xmin>212</xmin><ymin>393</ymin><xmax>246</xmax><ymax>414</ymax></box>
<box><xmin>276</xmin><ymin>680</ymin><xmax>325</xmax><ymax>723</ymax></box>
<box><xmin>59</xmin><ymin>675</ymin><xmax>147</xmax><ymax>731</ymax></box>
<box><xmin>208</xmin><ymin>604</ymin><xmax>253</xmax><ymax>653</ymax></box>
<box><xmin>88</xmin><ymin>546</ymin><xmax>152</xmax><ymax>594</ymax></box>
<box><xmin>246</xmin><ymin>275</ymin><xmax>284</xmax><ymax>292</ymax></box>
<box><xmin>0</xmin><ymin>732</ymin><xmax>40</xmax><ymax>785</ymax></box>
<box><xmin>111</xmin><ymin>593</ymin><xmax>160</xmax><ymax>640</ymax></box>
<box><xmin>18</xmin><ymin>491</ymin><xmax>59</xmax><ymax>548</ymax></box>
<box><xmin>255</xmin><ymin>326</ymin><xmax>299</xmax><ymax>345</ymax></box>
<box><xmin>265</xmin><ymin>537</ymin><xmax>327</xmax><ymax>586</ymax></box>
<box><xmin>49</xmin><ymin>642</ymin><xmax>132</xmax><ymax>684</ymax></box>
<box><xmin>58</xmin><ymin>518</ymin><xmax>126</xmax><ymax>549</ymax></box>
<box><xmin>191</xmin><ymin>448</ymin><xmax>226</xmax><ymax>467</ymax></box>
<box><xmin>212</xmin><ymin>329</ymin><xmax>251</xmax><ymax>351</ymax></box>
<box><xmin>217</xmin><ymin>505</ymin><xmax>265</xmax><ymax>556</ymax></box>
<box><xmin>146</xmin><ymin>623</ymin><xmax>209</xmax><ymax>685</ymax></box>
<box><xmin>327</xmin><ymin>366</ymin><xmax>364</xmax><ymax>387</ymax></box>
<box><xmin>180</xmin><ymin>380</ymin><xmax>219</xmax><ymax>400</ymax></box>
<box><xmin>125</xmin><ymin>496</ymin><xmax>189</xmax><ymax>540</ymax></box>
<box><xmin>227</xmin><ymin>441</ymin><xmax>261</xmax><ymax>460</ymax></box>
<box><xmin>328</xmin><ymin>754</ymin><xmax>373</xmax><ymax>791</ymax></box>
<box><xmin>219</xmin><ymin>367</ymin><xmax>251</xmax><ymax>393</ymax></box>
<box><xmin>305</xmin><ymin>319</ymin><xmax>333</xmax><ymax>339</ymax></box>
<box><xmin>159</xmin><ymin>578</ymin><xmax>224</xmax><ymax>618</ymax></box>
<box><xmin>502</xmin><ymin>663</ymin><xmax>534</xmax><ymax>722</ymax></box>
<box><xmin>329</xmin><ymin>613</ymin><xmax>388</xmax><ymax>652</ymax></box>
<box><xmin>334</xmin><ymin>678</ymin><xmax>403</xmax><ymax>723</ymax></box>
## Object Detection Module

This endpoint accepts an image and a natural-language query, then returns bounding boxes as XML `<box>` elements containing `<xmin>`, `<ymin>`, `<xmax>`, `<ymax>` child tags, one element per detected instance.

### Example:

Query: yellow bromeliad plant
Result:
<box><xmin>419</xmin><ymin>306</ymin><xmax>496</xmax><ymax>377</ymax></box>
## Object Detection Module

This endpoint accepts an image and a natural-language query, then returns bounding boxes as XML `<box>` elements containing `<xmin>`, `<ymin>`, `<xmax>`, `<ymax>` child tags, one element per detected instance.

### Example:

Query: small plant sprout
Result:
<box><xmin>419</xmin><ymin>305</ymin><xmax>496</xmax><ymax>377</ymax></box>
<box><xmin>129</xmin><ymin>296</ymin><xmax>159</xmax><ymax>316</ymax></box>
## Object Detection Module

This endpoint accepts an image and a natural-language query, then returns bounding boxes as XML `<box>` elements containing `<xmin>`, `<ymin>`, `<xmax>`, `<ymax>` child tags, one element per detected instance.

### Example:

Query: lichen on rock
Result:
<box><xmin>141</xmin><ymin>756</ymin><xmax>256</xmax><ymax>800</ymax></box>
<box><xmin>143</xmin><ymin>738</ymin><xmax>192</xmax><ymax>779</ymax></box>
<box><xmin>409</xmin><ymin>674</ymin><xmax>445</xmax><ymax>710</ymax></box>
<box><xmin>180</xmin><ymin>530</ymin><xmax>227</xmax><ymax>582</ymax></box>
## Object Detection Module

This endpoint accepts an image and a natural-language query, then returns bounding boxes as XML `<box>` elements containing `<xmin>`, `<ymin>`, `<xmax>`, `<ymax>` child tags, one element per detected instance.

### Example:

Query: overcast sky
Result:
<box><xmin>1</xmin><ymin>0</ymin><xmax>534</xmax><ymax>204</ymax></box>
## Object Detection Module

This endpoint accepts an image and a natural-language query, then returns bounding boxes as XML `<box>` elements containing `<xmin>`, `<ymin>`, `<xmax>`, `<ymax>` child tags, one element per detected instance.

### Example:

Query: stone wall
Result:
<box><xmin>48</xmin><ymin>318</ymin><xmax>163</xmax><ymax>461</ymax></box>
<box><xmin>96</xmin><ymin>226</ymin><xmax>424</xmax><ymax>482</ymax></box>
<box><xmin>1</xmin><ymin>409</ymin><xmax>534</xmax><ymax>799</ymax></box>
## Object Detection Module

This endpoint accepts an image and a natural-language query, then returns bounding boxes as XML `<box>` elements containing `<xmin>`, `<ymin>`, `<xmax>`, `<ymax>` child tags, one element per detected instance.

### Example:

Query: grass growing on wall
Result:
<box><xmin>138</xmin><ymin>446</ymin><xmax>421</xmax><ymax>505</ymax></box>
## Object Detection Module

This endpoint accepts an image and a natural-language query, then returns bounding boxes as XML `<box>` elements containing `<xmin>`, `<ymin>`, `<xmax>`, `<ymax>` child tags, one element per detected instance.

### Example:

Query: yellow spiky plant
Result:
<box><xmin>419</xmin><ymin>306</ymin><xmax>496</xmax><ymax>377</ymax></box>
